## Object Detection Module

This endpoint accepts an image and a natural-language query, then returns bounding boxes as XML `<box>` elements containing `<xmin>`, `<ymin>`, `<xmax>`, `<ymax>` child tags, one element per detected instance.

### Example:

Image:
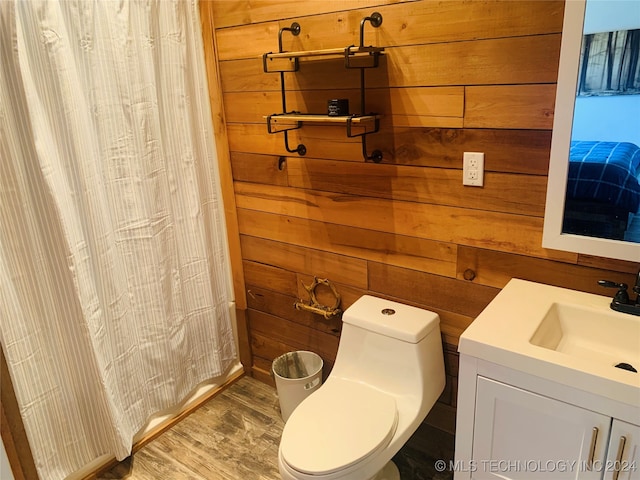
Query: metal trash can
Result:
<box><xmin>272</xmin><ymin>351</ymin><xmax>323</xmax><ymax>422</ymax></box>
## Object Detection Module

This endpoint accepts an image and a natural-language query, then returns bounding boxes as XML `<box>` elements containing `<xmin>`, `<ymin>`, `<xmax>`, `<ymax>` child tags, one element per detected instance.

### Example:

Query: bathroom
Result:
<box><xmin>2</xmin><ymin>0</ymin><xmax>639</xmax><ymax>479</ymax></box>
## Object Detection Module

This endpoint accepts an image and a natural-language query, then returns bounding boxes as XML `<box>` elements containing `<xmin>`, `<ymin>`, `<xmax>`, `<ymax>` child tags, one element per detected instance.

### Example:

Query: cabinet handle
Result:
<box><xmin>613</xmin><ymin>436</ymin><xmax>627</xmax><ymax>480</ymax></box>
<box><xmin>587</xmin><ymin>427</ymin><xmax>599</xmax><ymax>471</ymax></box>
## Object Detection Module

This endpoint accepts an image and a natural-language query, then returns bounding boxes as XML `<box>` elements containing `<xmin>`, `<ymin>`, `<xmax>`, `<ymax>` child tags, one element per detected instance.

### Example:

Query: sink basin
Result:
<box><xmin>530</xmin><ymin>302</ymin><xmax>640</xmax><ymax>371</ymax></box>
<box><xmin>458</xmin><ymin>279</ymin><xmax>640</xmax><ymax>407</ymax></box>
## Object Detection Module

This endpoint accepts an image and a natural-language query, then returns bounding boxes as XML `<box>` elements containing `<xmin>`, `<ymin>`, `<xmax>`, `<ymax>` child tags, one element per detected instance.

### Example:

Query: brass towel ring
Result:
<box><xmin>294</xmin><ymin>277</ymin><xmax>342</xmax><ymax>319</ymax></box>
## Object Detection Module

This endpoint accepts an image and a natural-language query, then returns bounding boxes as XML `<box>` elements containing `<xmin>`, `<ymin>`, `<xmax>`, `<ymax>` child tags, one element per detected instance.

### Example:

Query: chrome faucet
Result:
<box><xmin>598</xmin><ymin>270</ymin><xmax>640</xmax><ymax>316</ymax></box>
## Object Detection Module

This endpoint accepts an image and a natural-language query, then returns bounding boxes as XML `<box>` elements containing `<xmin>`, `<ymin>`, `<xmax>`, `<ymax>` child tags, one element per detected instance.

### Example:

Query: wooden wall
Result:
<box><xmin>201</xmin><ymin>0</ymin><xmax>639</xmax><ymax>472</ymax></box>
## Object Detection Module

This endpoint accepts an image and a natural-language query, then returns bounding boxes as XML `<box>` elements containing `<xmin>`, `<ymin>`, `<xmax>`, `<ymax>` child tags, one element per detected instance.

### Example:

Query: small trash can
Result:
<box><xmin>272</xmin><ymin>351</ymin><xmax>323</xmax><ymax>422</ymax></box>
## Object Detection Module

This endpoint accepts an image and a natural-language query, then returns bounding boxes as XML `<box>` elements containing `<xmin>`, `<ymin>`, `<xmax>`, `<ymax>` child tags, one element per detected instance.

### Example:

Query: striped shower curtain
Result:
<box><xmin>0</xmin><ymin>1</ymin><xmax>237</xmax><ymax>479</ymax></box>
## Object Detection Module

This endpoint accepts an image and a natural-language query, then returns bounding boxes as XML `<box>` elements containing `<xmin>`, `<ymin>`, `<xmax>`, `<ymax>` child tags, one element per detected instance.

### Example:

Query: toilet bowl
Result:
<box><xmin>278</xmin><ymin>295</ymin><xmax>446</xmax><ymax>480</ymax></box>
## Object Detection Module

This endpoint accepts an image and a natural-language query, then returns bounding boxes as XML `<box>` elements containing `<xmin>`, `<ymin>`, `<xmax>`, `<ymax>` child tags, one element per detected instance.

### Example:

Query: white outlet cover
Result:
<box><xmin>463</xmin><ymin>152</ymin><xmax>484</xmax><ymax>187</ymax></box>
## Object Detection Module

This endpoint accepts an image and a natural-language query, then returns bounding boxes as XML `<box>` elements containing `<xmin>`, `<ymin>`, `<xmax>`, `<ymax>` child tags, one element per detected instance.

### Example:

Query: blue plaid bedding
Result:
<box><xmin>567</xmin><ymin>141</ymin><xmax>640</xmax><ymax>213</ymax></box>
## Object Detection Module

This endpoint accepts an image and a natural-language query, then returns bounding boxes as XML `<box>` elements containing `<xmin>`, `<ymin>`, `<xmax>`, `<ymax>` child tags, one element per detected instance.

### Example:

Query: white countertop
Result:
<box><xmin>459</xmin><ymin>278</ymin><xmax>640</xmax><ymax>407</ymax></box>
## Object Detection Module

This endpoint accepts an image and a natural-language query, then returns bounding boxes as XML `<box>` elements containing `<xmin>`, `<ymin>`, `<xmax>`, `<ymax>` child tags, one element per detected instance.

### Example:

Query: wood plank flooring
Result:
<box><xmin>99</xmin><ymin>375</ymin><xmax>454</xmax><ymax>480</ymax></box>
<box><xmin>99</xmin><ymin>376</ymin><xmax>284</xmax><ymax>480</ymax></box>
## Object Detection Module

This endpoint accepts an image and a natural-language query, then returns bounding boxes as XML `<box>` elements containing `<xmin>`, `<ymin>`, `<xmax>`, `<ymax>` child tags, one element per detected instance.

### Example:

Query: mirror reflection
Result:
<box><xmin>562</xmin><ymin>0</ymin><xmax>640</xmax><ymax>243</ymax></box>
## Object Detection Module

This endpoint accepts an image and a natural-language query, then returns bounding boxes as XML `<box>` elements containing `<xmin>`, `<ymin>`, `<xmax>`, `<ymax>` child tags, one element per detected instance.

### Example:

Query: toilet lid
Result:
<box><xmin>280</xmin><ymin>380</ymin><xmax>398</xmax><ymax>475</ymax></box>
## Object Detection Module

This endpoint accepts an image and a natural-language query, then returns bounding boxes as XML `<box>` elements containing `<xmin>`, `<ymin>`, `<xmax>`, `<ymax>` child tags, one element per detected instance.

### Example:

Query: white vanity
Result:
<box><xmin>454</xmin><ymin>279</ymin><xmax>640</xmax><ymax>480</ymax></box>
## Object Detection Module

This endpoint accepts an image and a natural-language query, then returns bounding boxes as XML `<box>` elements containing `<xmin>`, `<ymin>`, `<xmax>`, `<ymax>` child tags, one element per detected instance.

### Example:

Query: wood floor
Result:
<box><xmin>99</xmin><ymin>375</ymin><xmax>454</xmax><ymax>480</ymax></box>
<box><xmin>99</xmin><ymin>376</ymin><xmax>284</xmax><ymax>480</ymax></box>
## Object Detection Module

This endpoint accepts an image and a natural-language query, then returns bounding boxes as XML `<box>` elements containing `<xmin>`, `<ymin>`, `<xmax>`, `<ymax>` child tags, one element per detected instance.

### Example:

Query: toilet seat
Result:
<box><xmin>280</xmin><ymin>379</ymin><xmax>398</xmax><ymax>476</ymax></box>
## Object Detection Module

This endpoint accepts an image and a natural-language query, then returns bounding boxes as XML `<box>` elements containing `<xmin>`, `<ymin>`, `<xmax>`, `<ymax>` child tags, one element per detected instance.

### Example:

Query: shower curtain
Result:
<box><xmin>0</xmin><ymin>1</ymin><xmax>237</xmax><ymax>479</ymax></box>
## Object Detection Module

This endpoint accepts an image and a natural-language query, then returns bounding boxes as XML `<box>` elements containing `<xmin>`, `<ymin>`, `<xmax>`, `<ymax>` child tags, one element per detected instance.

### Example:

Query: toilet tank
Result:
<box><xmin>342</xmin><ymin>295</ymin><xmax>440</xmax><ymax>342</ymax></box>
<box><xmin>332</xmin><ymin>295</ymin><xmax>445</xmax><ymax>409</ymax></box>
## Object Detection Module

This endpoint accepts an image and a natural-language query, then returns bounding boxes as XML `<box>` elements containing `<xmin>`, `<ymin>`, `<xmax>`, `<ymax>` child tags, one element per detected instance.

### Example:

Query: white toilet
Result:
<box><xmin>278</xmin><ymin>295</ymin><xmax>446</xmax><ymax>480</ymax></box>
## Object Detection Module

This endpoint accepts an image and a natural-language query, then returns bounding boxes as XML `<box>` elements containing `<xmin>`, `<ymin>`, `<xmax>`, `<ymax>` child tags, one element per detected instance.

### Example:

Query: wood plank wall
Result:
<box><xmin>201</xmin><ymin>0</ymin><xmax>640</xmax><ymax>462</ymax></box>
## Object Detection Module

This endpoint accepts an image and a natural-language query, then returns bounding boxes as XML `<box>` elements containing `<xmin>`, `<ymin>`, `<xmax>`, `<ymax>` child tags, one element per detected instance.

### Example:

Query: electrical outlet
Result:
<box><xmin>463</xmin><ymin>152</ymin><xmax>484</xmax><ymax>187</ymax></box>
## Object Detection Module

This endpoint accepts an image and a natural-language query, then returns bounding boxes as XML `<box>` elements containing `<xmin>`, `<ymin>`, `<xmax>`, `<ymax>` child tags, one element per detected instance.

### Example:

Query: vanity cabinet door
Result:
<box><xmin>604</xmin><ymin>420</ymin><xmax>640</xmax><ymax>480</ymax></box>
<box><xmin>472</xmin><ymin>377</ymin><xmax>611</xmax><ymax>480</ymax></box>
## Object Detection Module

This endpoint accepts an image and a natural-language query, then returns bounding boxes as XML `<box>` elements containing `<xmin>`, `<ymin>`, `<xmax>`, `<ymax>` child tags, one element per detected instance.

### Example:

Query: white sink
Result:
<box><xmin>530</xmin><ymin>302</ymin><xmax>640</xmax><ymax>371</ymax></box>
<box><xmin>459</xmin><ymin>279</ymin><xmax>640</xmax><ymax>407</ymax></box>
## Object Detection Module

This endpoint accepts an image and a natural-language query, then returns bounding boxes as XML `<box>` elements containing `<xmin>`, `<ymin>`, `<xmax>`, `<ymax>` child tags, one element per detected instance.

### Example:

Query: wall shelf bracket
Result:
<box><xmin>284</xmin><ymin>130</ymin><xmax>306</xmax><ymax>156</ymax></box>
<box><xmin>362</xmin><ymin>136</ymin><xmax>383</xmax><ymax>163</ymax></box>
<box><xmin>360</xmin><ymin>12</ymin><xmax>383</xmax><ymax>48</ymax></box>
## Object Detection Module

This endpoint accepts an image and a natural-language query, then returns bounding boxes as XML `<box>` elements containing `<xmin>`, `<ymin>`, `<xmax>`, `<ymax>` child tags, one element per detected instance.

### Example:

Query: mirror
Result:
<box><xmin>543</xmin><ymin>0</ymin><xmax>640</xmax><ymax>262</ymax></box>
